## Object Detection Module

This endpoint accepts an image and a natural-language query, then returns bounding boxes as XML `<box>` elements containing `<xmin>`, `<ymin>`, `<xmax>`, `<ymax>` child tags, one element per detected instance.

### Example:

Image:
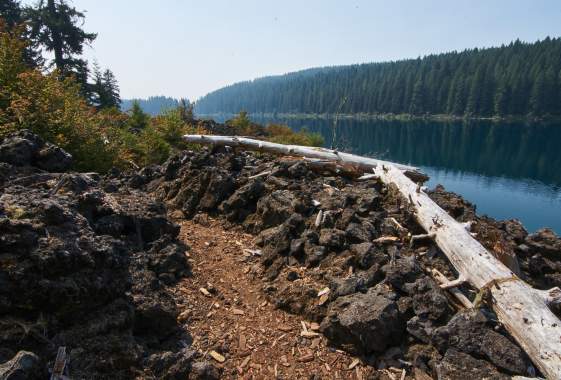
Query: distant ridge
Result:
<box><xmin>121</xmin><ymin>96</ymin><xmax>180</xmax><ymax>116</ymax></box>
<box><xmin>195</xmin><ymin>37</ymin><xmax>561</xmax><ymax>118</ymax></box>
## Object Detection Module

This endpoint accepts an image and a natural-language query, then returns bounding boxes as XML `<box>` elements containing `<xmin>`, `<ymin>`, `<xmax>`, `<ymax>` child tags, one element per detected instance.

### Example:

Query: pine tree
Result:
<box><xmin>194</xmin><ymin>37</ymin><xmax>561</xmax><ymax>118</ymax></box>
<box><xmin>178</xmin><ymin>98</ymin><xmax>194</xmax><ymax>122</ymax></box>
<box><xmin>91</xmin><ymin>61</ymin><xmax>104</xmax><ymax>106</ymax></box>
<box><xmin>530</xmin><ymin>72</ymin><xmax>546</xmax><ymax>115</ymax></box>
<box><xmin>90</xmin><ymin>63</ymin><xmax>120</xmax><ymax>109</ymax></box>
<box><xmin>0</xmin><ymin>0</ymin><xmax>23</xmax><ymax>28</ymax></box>
<box><xmin>27</xmin><ymin>0</ymin><xmax>96</xmax><ymax>76</ymax></box>
<box><xmin>101</xmin><ymin>69</ymin><xmax>120</xmax><ymax>108</ymax></box>
<box><xmin>494</xmin><ymin>82</ymin><xmax>510</xmax><ymax>116</ymax></box>
<box><xmin>409</xmin><ymin>77</ymin><xmax>425</xmax><ymax>115</ymax></box>
<box><xmin>127</xmin><ymin>101</ymin><xmax>149</xmax><ymax>131</ymax></box>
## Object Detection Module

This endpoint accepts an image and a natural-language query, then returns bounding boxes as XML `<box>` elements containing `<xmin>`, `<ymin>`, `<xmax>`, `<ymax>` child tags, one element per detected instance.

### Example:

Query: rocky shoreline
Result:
<box><xmin>1</xmin><ymin>130</ymin><xmax>561</xmax><ymax>379</ymax></box>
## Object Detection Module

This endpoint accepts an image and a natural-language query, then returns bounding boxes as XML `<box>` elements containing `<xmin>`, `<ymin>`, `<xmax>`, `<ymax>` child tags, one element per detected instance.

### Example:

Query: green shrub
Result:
<box><xmin>266</xmin><ymin>124</ymin><xmax>324</xmax><ymax>147</ymax></box>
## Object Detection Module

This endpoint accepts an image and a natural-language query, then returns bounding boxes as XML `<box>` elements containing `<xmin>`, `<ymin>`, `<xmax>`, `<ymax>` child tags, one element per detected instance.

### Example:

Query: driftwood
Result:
<box><xmin>184</xmin><ymin>134</ymin><xmax>561</xmax><ymax>379</ymax></box>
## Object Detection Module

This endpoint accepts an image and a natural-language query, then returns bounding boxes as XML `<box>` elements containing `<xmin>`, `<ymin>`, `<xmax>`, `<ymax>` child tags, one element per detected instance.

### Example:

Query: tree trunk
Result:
<box><xmin>183</xmin><ymin>135</ymin><xmax>418</xmax><ymax>172</ymax></box>
<box><xmin>47</xmin><ymin>0</ymin><xmax>64</xmax><ymax>73</ymax></box>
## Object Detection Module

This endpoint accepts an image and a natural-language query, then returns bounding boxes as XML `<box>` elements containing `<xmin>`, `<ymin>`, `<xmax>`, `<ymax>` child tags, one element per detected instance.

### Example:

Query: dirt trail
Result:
<box><xmin>173</xmin><ymin>216</ymin><xmax>387</xmax><ymax>379</ymax></box>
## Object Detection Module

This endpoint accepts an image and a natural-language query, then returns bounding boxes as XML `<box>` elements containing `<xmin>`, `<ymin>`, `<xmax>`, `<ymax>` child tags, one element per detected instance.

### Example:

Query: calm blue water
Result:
<box><xmin>223</xmin><ymin>116</ymin><xmax>561</xmax><ymax>234</ymax></box>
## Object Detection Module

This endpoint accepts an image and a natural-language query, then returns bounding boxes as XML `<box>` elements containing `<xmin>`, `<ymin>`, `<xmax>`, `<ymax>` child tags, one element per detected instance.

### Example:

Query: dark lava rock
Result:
<box><xmin>525</xmin><ymin>228</ymin><xmax>561</xmax><ymax>257</ymax></box>
<box><xmin>255</xmin><ymin>190</ymin><xmax>297</xmax><ymax>228</ymax></box>
<box><xmin>189</xmin><ymin>360</ymin><xmax>220</xmax><ymax>380</ymax></box>
<box><xmin>0</xmin><ymin>129</ymin><xmax>72</xmax><ymax>171</ymax></box>
<box><xmin>432</xmin><ymin>310</ymin><xmax>529</xmax><ymax>375</ymax></box>
<box><xmin>433</xmin><ymin>349</ymin><xmax>509</xmax><ymax>379</ymax></box>
<box><xmin>220</xmin><ymin>179</ymin><xmax>265</xmax><ymax>222</ymax></box>
<box><xmin>405</xmin><ymin>277</ymin><xmax>450</xmax><ymax>321</ymax></box>
<box><xmin>0</xmin><ymin>130</ymin><xmax>40</xmax><ymax>166</ymax></box>
<box><xmin>407</xmin><ymin>316</ymin><xmax>436</xmax><ymax>344</ymax></box>
<box><xmin>382</xmin><ymin>255</ymin><xmax>423</xmax><ymax>292</ymax></box>
<box><xmin>35</xmin><ymin>143</ymin><xmax>72</xmax><ymax>172</ymax></box>
<box><xmin>145</xmin><ymin>348</ymin><xmax>196</xmax><ymax>380</ymax></box>
<box><xmin>350</xmin><ymin>242</ymin><xmax>386</xmax><ymax>270</ymax></box>
<box><xmin>198</xmin><ymin>171</ymin><xmax>235</xmax><ymax>210</ymax></box>
<box><xmin>258</xmin><ymin>223</ymin><xmax>292</xmax><ymax>266</ymax></box>
<box><xmin>428</xmin><ymin>184</ymin><xmax>476</xmax><ymax>222</ymax></box>
<box><xmin>319</xmin><ymin>228</ymin><xmax>346</xmax><ymax>250</ymax></box>
<box><xmin>0</xmin><ymin>131</ymin><xmax>192</xmax><ymax>378</ymax></box>
<box><xmin>320</xmin><ymin>285</ymin><xmax>403</xmax><ymax>354</ymax></box>
<box><xmin>345</xmin><ymin>220</ymin><xmax>376</xmax><ymax>243</ymax></box>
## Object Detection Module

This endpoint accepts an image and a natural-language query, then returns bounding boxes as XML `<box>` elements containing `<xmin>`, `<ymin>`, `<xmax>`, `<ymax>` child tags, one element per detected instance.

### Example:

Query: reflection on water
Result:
<box><xmin>249</xmin><ymin>116</ymin><xmax>561</xmax><ymax>233</ymax></box>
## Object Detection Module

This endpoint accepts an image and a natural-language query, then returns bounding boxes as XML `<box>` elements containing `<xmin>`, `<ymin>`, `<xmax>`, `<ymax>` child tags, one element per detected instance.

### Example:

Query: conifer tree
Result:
<box><xmin>178</xmin><ymin>98</ymin><xmax>194</xmax><ymax>123</ymax></box>
<box><xmin>127</xmin><ymin>101</ymin><xmax>149</xmax><ymax>131</ymax></box>
<box><xmin>101</xmin><ymin>69</ymin><xmax>120</xmax><ymax>108</ymax></box>
<box><xmin>0</xmin><ymin>0</ymin><xmax>23</xmax><ymax>28</ymax></box>
<box><xmin>195</xmin><ymin>37</ymin><xmax>561</xmax><ymax>118</ymax></box>
<box><xmin>27</xmin><ymin>0</ymin><xmax>96</xmax><ymax>76</ymax></box>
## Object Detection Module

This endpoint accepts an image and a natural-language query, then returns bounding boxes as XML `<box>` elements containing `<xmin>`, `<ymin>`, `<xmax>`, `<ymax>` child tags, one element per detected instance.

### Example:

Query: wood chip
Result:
<box><xmin>199</xmin><ymin>287</ymin><xmax>211</xmax><ymax>297</ymax></box>
<box><xmin>318</xmin><ymin>293</ymin><xmax>329</xmax><ymax>306</ymax></box>
<box><xmin>278</xmin><ymin>324</ymin><xmax>292</xmax><ymax>332</ymax></box>
<box><xmin>240</xmin><ymin>356</ymin><xmax>250</xmax><ymax>368</ymax></box>
<box><xmin>301</xmin><ymin>330</ymin><xmax>320</xmax><ymax>338</ymax></box>
<box><xmin>243</xmin><ymin>248</ymin><xmax>262</xmax><ymax>256</ymax></box>
<box><xmin>209</xmin><ymin>350</ymin><xmax>225</xmax><ymax>363</ymax></box>
<box><xmin>310</xmin><ymin>322</ymin><xmax>320</xmax><ymax>331</ymax></box>
<box><xmin>348</xmin><ymin>358</ymin><xmax>360</xmax><ymax>370</ymax></box>
<box><xmin>373</xmin><ymin>236</ymin><xmax>399</xmax><ymax>244</ymax></box>
<box><xmin>310</xmin><ymin>338</ymin><xmax>321</xmax><ymax>349</ymax></box>
<box><xmin>317</xmin><ymin>287</ymin><xmax>330</xmax><ymax>297</ymax></box>
<box><xmin>232</xmin><ymin>308</ymin><xmax>245</xmax><ymax>315</ymax></box>
<box><xmin>239</xmin><ymin>334</ymin><xmax>247</xmax><ymax>351</ymax></box>
<box><xmin>177</xmin><ymin>310</ymin><xmax>190</xmax><ymax>322</ymax></box>
<box><xmin>297</xmin><ymin>353</ymin><xmax>315</xmax><ymax>362</ymax></box>
<box><xmin>301</xmin><ymin>321</ymin><xmax>308</xmax><ymax>332</ymax></box>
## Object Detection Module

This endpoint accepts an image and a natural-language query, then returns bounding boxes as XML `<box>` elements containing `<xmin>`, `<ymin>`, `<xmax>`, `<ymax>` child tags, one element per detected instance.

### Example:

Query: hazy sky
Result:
<box><xmin>60</xmin><ymin>0</ymin><xmax>561</xmax><ymax>100</ymax></box>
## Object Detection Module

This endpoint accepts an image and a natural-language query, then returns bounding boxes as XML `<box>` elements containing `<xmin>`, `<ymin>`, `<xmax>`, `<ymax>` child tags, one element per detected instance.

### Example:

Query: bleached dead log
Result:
<box><xmin>185</xmin><ymin>135</ymin><xmax>561</xmax><ymax>378</ymax></box>
<box><xmin>183</xmin><ymin>134</ymin><xmax>418</xmax><ymax>172</ymax></box>
<box><xmin>374</xmin><ymin>164</ymin><xmax>561</xmax><ymax>379</ymax></box>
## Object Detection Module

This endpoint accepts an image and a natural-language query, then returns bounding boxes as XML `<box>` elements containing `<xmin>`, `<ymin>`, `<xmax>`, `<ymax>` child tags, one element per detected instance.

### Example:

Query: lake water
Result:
<box><xmin>241</xmin><ymin>116</ymin><xmax>561</xmax><ymax>234</ymax></box>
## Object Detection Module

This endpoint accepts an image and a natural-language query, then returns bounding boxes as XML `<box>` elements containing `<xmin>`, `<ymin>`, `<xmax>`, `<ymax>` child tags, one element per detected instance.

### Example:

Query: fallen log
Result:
<box><xmin>184</xmin><ymin>134</ymin><xmax>561</xmax><ymax>379</ymax></box>
<box><xmin>183</xmin><ymin>134</ymin><xmax>418</xmax><ymax>172</ymax></box>
<box><xmin>373</xmin><ymin>164</ymin><xmax>561</xmax><ymax>378</ymax></box>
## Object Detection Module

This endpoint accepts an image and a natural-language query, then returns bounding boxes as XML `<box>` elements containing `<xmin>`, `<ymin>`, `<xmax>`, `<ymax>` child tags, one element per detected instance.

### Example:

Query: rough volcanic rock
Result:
<box><xmin>433</xmin><ymin>349</ymin><xmax>509</xmax><ymax>380</ymax></box>
<box><xmin>432</xmin><ymin>310</ymin><xmax>529</xmax><ymax>375</ymax></box>
<box><xmin>0</xmin><ymin>129</ymin><xmax>72</xmax><ymax>171</ymax></box>
<box><xmin>320</xmin><ymin>285</ymin><xmax>404</xmax><ymax>354</ymax></box>
<box><xmin>428</xmin><ymin>184</ymin><xmax>477</xmax><ymax>222</ymax></box>
<box><xmin>0</xmin><ymin>131</ymin><xmax>192</xmax><ymax>378</ymax></box>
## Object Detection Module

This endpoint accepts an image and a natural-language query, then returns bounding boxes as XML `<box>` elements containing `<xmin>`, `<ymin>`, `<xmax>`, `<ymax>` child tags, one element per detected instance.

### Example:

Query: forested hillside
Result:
<box><xmin>121</xmin><ymin>96</ymin><xmax>180</xmax><ymax>115</ymax></box>
<box><xmin>196</xmin><ymin>38</ymin><xmax>561</xmax><ymax>118</ymax></box>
